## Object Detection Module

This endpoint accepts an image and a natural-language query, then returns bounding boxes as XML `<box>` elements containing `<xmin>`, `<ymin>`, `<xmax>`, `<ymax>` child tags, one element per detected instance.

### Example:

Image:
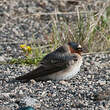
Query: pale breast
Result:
<box><xmin>47</xmin><ymin>55</ymin><xmax>83</xmax><ymax>80</ymax></box>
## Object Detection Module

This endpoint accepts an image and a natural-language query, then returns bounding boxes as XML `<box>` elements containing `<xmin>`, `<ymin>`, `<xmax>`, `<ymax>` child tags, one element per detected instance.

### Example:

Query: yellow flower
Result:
<box><xmin>20</xmin><ymin>44</ymin><xmax>26</xmax><ymax>49</ymax></box>
<box><xmin>26</xmin><ymin>46</ymin><xmax>32</xmax><ymax>52</ymax></box>
<box><xmin>20</xmin><ymin>44</ymin><xmax>32</xmax><ymax>55</ymax></box>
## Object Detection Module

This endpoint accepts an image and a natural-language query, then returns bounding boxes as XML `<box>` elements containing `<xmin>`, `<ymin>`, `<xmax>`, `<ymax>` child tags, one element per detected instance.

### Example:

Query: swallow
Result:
<box><xmin>15</xmin><ymin>42</ymin><xmax>83</xmax><ymax>82</ymax></box>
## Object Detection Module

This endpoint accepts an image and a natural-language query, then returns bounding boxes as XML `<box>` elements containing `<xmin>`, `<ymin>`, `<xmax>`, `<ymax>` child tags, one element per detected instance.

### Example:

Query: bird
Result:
<box><xmin>15</xmin><ymin>42</ymin><xmax>83</xmax><ymax>82</ymax></box>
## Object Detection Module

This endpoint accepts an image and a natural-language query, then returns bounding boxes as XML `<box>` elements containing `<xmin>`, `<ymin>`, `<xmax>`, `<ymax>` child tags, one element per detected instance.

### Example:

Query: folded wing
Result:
<box><xmin>16</xmin><ymin>51</ymin><xmax>78</xmax><ymax>81</ymax></box>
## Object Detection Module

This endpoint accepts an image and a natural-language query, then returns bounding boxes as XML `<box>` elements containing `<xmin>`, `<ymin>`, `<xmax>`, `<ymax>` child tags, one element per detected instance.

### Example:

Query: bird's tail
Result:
<box><xmin>15</xmin><ymin>68</ymin><xmax>40</xmax><ymax>82</ymax></box>
<box><xmin>15</xmin><ymin>71</ymin><xmax>34</xmax><ymax>81</ymax></box>
<box><xmin>15</xmin><ymin>74</ymin><xmax>31</xmax><ymax>82</ymax></box>
<box><xmin>15</xmin><ymin>74</ymin><xmax>28</xmax><ymax>80</ymax></box>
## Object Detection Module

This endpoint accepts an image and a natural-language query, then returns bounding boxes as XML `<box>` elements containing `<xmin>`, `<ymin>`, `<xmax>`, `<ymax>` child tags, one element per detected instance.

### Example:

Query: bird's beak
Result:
<box><xmin>77</xmin><ymin>47</ymin><xmax>83</xmax><ymax>52</ymax></box>
<box><xmin>77</xmin><ymin>45</ymin><xmax>83</xmax><ymax>52</ymax></box>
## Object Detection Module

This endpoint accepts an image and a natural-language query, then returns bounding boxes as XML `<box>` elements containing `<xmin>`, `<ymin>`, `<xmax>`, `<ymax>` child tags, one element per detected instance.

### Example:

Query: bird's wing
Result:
<box><xmin>16</xmin><ymin>52</ymin><xmax>78</xmax><ymax>81</ymax></box>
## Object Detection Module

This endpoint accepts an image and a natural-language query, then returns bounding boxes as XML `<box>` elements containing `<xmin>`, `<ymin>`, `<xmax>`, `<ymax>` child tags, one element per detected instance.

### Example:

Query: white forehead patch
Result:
<box><xmin>78</xmin><ymin>45</ymin><xmax>81</xmax><ymax>48</ymax></box>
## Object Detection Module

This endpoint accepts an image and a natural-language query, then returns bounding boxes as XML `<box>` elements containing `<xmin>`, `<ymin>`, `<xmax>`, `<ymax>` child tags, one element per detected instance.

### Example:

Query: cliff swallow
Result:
<box><xmin>16</xmin><ymin>42</ymin><xmax>83</xmax><ymax>82</ymax></box>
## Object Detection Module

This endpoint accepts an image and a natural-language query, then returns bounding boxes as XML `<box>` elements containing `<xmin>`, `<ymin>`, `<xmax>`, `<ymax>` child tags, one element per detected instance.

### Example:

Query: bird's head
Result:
<box><xmin>68</xmin><ymin>42</ymin><xmax>83</xmax><ymax>55</ymax></box>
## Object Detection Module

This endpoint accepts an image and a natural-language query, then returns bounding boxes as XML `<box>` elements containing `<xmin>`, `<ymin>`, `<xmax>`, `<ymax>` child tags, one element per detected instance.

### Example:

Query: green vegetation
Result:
<box><xmin>10</xmin><ymin>6</ymin><xmax>110</xmax><ymax>65</ymax></box>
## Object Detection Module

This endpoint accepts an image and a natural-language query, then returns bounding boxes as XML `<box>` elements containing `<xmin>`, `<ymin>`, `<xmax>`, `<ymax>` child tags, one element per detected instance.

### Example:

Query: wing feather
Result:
<box><xmin>16</xmin><ymin>51</ymin><xmax>78</xmax><ymax>81</ymax></box>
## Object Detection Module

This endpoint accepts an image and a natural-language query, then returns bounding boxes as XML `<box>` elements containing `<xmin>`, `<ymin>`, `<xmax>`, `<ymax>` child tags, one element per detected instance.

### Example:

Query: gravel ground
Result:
<box><xmin>0</xmin><ymin>0</ymin><xmax>110</xmax><ymax>110</ymax></box>
<box><xmin>0</xmin><ymin>52</ymin><xmax>110</xmax><ymax>110</ymax></box>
